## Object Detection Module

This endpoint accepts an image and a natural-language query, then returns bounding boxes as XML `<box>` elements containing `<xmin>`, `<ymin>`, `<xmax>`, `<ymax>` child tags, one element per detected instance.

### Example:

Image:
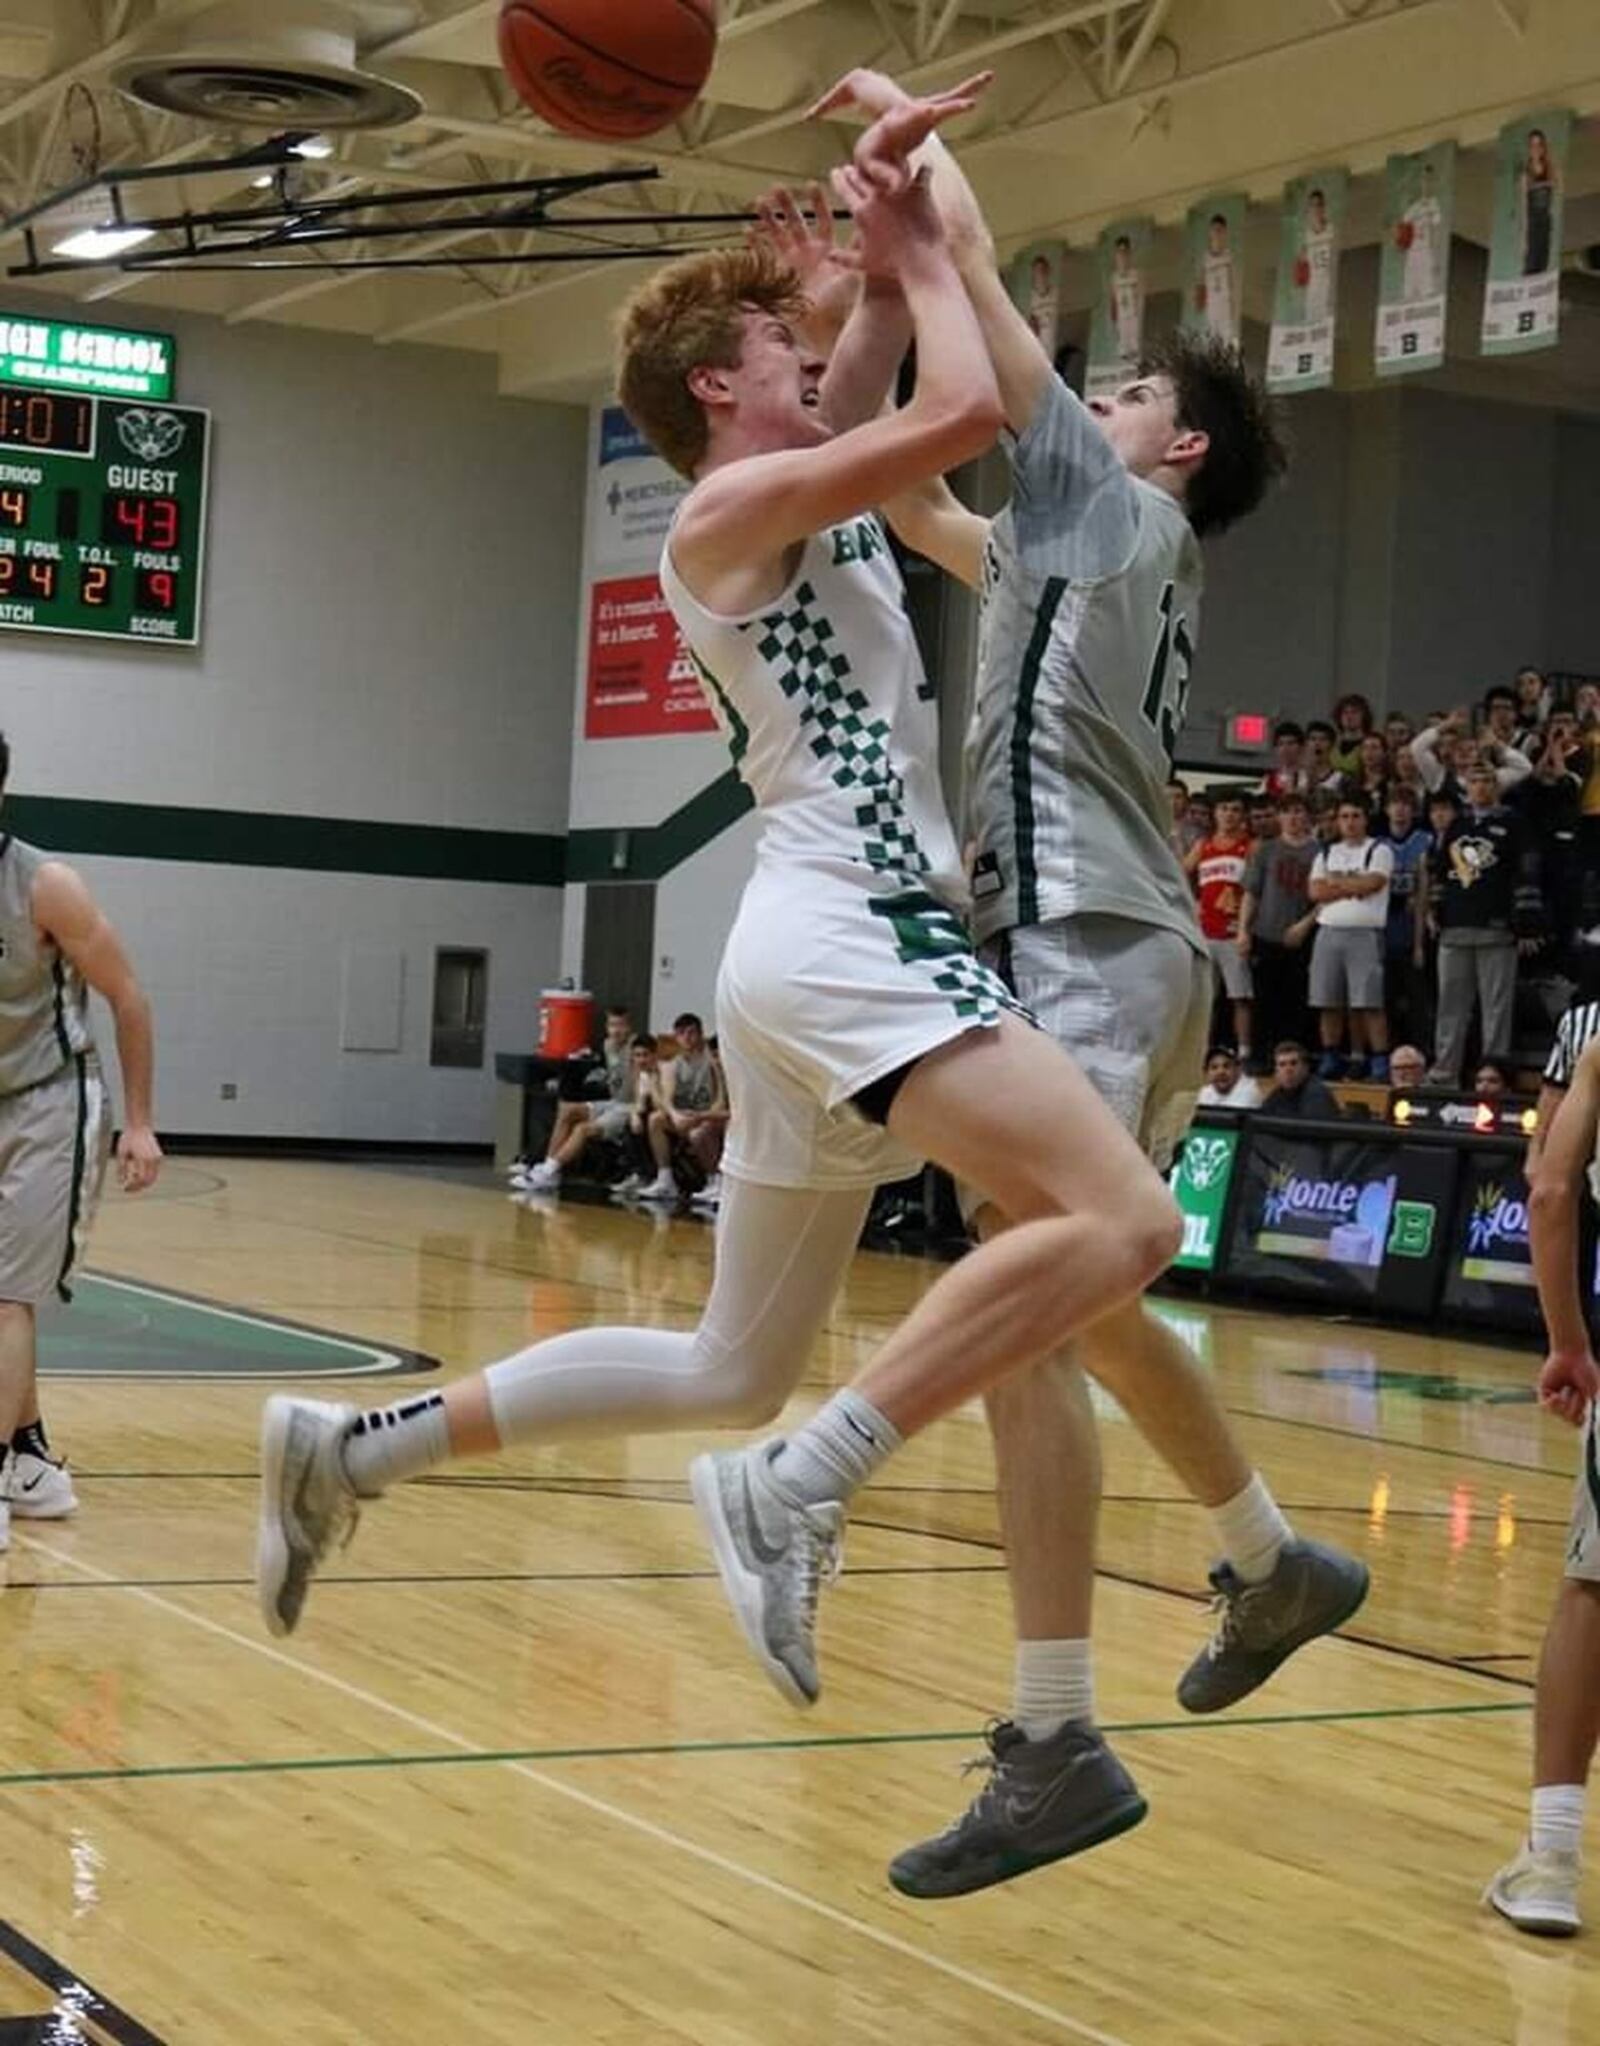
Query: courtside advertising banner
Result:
<box><xmin>583</xmin><ymin>405</ymin><xmax>709</xmax><ymax>740</ymax></box>
<box><xmin>1169</xmin><ymin>1125</ymin><xmax>1241</xmax><ymax>1272</ymax></box>
<box><xmin>1227</xmin><ymin>1129</ymin><xmax>1447</xmax><ymax>1311</ymax></box>
<box><xmin>1180</xmin><ymin>193</ymin><xmax>1248</xmax><ymax>349</ymax></box>
<box><xmin>1268</xmin><ymin>169</ymin><xmax>1347</xmax><ymax>394</ymax></box>
<box><xmin>1086</xmin><ymin>217</ymin><xmax>1152</xmax><ymax>399</ymax></box>
<box><xmin>1481</xmin><ymin>110</ymin><xmax>1572</xmax><ymax>356</ymax></box>
<box><xmin>1438</xmin><ymin>1148</ymin><xmax>1543</xmax><ymax>1334</ymax></box>
<box><xmin>1009</xmin><ymin>241</ymin><xmax>1067</xmax><ymax>366</ymax></box>
<box><xmin>1374</xmin><ymin>143</ymin><xmax>1455</xmax><ymax>376</ymax></box>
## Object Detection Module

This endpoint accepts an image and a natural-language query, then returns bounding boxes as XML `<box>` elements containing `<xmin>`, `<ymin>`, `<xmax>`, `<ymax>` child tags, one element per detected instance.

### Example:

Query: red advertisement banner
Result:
<box><xmin>584</xmin><ymin>574</ymin><xmax>715</xmax><ymax>739</ymax></box>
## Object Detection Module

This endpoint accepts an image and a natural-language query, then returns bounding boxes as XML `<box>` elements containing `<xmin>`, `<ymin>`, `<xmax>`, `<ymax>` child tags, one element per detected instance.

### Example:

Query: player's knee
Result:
<box><xmin>0</xmin><ymin>1296</ymin><xmax>32</xmax><ymax>1325</ymax></box>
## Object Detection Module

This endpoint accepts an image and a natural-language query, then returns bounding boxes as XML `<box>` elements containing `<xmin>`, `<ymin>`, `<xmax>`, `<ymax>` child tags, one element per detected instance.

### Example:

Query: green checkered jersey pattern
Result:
<box><xmin>662</xmin><ymin>518</ymin><xmax>966</xmax><ymax>907</ymax></box>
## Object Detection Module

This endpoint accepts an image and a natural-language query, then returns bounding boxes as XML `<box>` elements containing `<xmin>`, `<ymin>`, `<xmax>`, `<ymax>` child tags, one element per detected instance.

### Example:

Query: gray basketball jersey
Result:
<box><xmin>964</xmin><ymin>375</ymin><xmax>1206</xmax><ymax>953</ymax></box>
<box><xmin>0</xmin><ymin>836</ymin><xmax>93</xmax><ymax>1095</ymax></box>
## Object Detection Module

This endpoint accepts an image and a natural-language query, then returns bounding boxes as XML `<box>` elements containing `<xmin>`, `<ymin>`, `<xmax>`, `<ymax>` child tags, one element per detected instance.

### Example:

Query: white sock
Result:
<box><xmin>1531</xmin><ymin>1784</ymin><xmax>1586</xmax><ymax>1859</ymax></box>
<box><xmin>1013</xmin><ymin>1639</ymin><xmax>1094</xmax><ymax>1740</ymax></box>
<box><xmin>765</xmin><ymin>1388</ymin><xmax>902</xmax><ymax>1507</ymax></box>
<box><xmin>1211</xmin><ymin>1474</ymin><xmax>1293</xmax><ymax>1584</ymax></box>
<box><xmin>340</xmin><ymin>1391</ymin><xmax>451</xmax><ymax>1496</ymax></box>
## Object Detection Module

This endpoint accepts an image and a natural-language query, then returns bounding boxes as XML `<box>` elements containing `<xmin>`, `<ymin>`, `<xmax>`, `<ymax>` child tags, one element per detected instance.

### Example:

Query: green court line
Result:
<box><xmin>0</xmin><ymin>1700</ymin><xmax>1531</xmax><ymax>1797</ymax></box>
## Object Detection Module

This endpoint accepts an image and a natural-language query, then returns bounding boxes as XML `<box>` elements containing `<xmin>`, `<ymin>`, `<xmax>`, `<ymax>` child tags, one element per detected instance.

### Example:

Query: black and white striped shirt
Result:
<box><xmin>1544</xmin><ymin>999</ymin><xmax>1600</xmax><ymax>1088</ymax></box>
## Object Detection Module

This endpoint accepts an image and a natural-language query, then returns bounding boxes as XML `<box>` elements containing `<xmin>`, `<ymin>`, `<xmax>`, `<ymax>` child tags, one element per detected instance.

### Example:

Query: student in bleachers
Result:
<box><xmin>1428</xmin><ymin>761</ymin><xmax>1541</xmax><ymax>1086</ymax></box>
<box><xmin>1260</xmin><ymin>1041</ymin><xmax>1342</xmax><ymax>1118</ymax></box>
<box><xmin>1239</xmin><ymin>792</ymin><xmax>1318</xmax><ymax>1060</ymax></box>
<box><xmin>1330</xmin><ymin>692</ymin><xmax>1374</xmax><ymax>777</ymax></box>
<box><xmin>1197</xmin><ymin>1045</ymin><xmax>1262</xmax><ymax>1110</ymax></box>
<box><xmin>1187</xmin><ymin>793</ymin><xmax>1255</xmax><ymax>1070</ymax></box>
<box><xmin>1382</xmin><ymin>786</ymin><xmax>1434</xmax><ymax>1053</ymax></box>
<box><xmin>1309</xmin><ymin>798</ymin><xmax>1394</xmax><ymax>1081</ymax></box>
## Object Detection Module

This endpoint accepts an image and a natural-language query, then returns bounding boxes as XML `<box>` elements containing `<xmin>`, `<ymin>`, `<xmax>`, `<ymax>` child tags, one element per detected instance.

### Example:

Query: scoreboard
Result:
<box><xmin>0</xmin><ymin>387</ymin><xmax>208</xmax><ymax>645</ymax></box>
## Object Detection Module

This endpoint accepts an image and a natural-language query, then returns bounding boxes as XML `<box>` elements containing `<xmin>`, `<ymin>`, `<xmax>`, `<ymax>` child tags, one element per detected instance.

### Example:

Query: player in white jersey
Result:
<box><xmin>1398</xmin><ymin>163</ymin><xmax>1445</xmax><ymax>303</ymax></box>
<box><xmin>1301</xmin><ymin>188</ymin><xmax>1336</xmax><ymax>325</ymax></box>
<box><xmin>817</xmin><ymin>69</ymin><xmax>1367</xmax><ymax>1897</ymax></box>
<box><xmin>1201</xmin><ymin>214</ymin><xmax>1237</xmax><ymax>344</ymax></box>
<box><xmin>255</xmin><ymin>92</ymin><xmax>1182</xmax><ymax>1770</ymax></box>
<box><xmin>1110</xmin><ymin>234</ymin><xmax>1143</xmax><ymax>360</ymax></box>
<box><xmin>0</xmin><ymin>733</ymin><xmax>162</xmax><ymax>1546</ymax></box>
<box><xmin>1485</xmin><ymin>1029</ymin><xmax>1600</xmax><ymax>1934</ymax></box>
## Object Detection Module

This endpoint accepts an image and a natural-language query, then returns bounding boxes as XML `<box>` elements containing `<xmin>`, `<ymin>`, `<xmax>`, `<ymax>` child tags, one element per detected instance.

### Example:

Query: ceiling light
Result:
<box><xmin>50</xmin><ymin>225</ymin><xmax>156</xmax><ymax>259</ymax></box>
<box><xmin>251</xmin><ymin>172</ymin><xmax>277</xmax><ymax>188</ymax></box>
<box><xmin>289</xmin><ymin>134</ymin><xmax>334</xmax><ymax>159</ymax></box>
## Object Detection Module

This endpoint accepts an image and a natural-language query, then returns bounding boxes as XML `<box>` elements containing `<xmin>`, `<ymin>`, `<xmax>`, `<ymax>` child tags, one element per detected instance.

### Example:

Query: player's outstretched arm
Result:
<box><xmin>674</xmin><ymin>163</ymin><xmax>1001</xmax><ymax>597</ymax></box>
<box><xmin>882</xmin><ymin>473</ymin><xmax>988</xmax><ymax>590</ymax></box>
<box><xmin>33</xmin><ymin>862</ymin><xmax>162</xmax><ymax>1192</ymax></box>
<box><xmin>815</xmin><ymin>69</ymin><xmax>1053</xmax><ymax>435</ymax></box>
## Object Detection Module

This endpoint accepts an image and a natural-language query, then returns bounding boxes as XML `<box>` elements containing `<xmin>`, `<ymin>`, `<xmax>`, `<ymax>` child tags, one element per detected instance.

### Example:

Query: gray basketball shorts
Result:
<box><xmin>1565</xmin><ymin>1404</ymin><xmax>1600</xmax><ymax>1583</ymax></box>
<box><xmin>983</xmin><ymin>915</ymin><xmax>1212</xmax><ymax>1173</ymax></box>
<box><xmin>0</xmin><ymin>1057</ymin><xmax>111</xmax><ymax>1305</ymax></box>
<box><xmin>1208</xmin><ymin>935</ymin><xmax>1254</xmax><ymax>1001</ymax></box>
<box><xmin>1309</xmin><ymin>925</ymin><xmax>1385</xmax><ymax>1010</ymax></box>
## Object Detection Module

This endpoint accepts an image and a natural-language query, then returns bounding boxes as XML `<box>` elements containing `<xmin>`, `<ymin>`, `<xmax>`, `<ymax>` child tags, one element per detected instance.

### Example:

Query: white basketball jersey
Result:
<box><xmin>1203</xmin><ymin>253</ymin><xmax>1237</xmax><ymax>341</ymax></box>
<box><xmin>659</xmin><ymin>516</ymin><xmax>966</xmax><ymax>910</ymax></box>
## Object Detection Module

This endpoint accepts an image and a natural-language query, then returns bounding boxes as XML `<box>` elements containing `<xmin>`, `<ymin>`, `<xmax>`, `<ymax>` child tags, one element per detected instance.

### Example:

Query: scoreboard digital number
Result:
<box><xmin>0</xmin><ymin>389</ymin><xmax>208</xmax><ymax>645</ymax></box>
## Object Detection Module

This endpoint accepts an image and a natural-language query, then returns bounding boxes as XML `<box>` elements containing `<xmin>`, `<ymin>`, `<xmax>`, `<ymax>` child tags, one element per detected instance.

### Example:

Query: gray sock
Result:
<box><xmin>765</xmin><ymin>1388</ymin><xmax>902</xmax><ymax>1507</ymax></box>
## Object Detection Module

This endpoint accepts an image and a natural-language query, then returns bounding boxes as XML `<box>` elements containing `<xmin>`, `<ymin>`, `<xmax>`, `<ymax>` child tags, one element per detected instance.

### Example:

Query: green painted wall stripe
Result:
<box><xmin>6</xmin><ymin>772</ymin><xmax>756</xmax><ymax>890</ymax></box>
<box><xmin>7</xmin><ymin>793</ymin><xmax>564</xmax><ymax>887</ymax></box>
<box><xmin>565</xmin><ymin>768</ymin><xmax>753</xmax><ymax>883</ymax></box>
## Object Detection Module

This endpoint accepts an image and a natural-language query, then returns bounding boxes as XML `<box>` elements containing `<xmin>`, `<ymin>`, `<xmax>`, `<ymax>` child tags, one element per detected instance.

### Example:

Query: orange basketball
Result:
<box><xmin>498</xmin><ymin>1</ymin><xmax>718</xmax><ymax>141</ymax></box>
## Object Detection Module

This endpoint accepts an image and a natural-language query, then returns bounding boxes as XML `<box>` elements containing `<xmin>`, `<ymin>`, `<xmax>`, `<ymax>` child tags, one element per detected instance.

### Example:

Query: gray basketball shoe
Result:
<box><xmin>1177</xmin><ymin>1538</ymin><xmax>1370</xmax><ymax>1713</ymax></box>
<box><xmin>889</xmin><ymin>1720</ymin><xmax>1148</xmax><ymax>1900</ymax></box>
<box><xmin>257</xmin><ymin>1396</ymin><xmax>363</xmax><ymax>1637</ymax></box>
<box><xmin>689</xmin><ymin>1443</ymin><xmax>844</xmax><ymax>1708</ymax></box>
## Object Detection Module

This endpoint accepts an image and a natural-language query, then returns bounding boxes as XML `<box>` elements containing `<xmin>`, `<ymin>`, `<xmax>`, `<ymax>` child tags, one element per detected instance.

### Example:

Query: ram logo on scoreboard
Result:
<box><xmin>0</xmin><ymin>387</ymin><xmax>209</xmax><ymax>646</ymax></box>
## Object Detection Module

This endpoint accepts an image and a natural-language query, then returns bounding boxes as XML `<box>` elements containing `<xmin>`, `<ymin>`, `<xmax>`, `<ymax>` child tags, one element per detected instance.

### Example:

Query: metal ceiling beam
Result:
<box><xmin>708</xmin><ymin>0</ymin><xmax>1142</xmax><ymax>155</ymax></box>
<box><xmin>0</xmin><ymin>0</ymin><xmax>220</xmax><ymax>141</ymax></box>
<box><xmin>1113</xmin><ymin>0</ymin><xmax>1176</xmax><ymax>94</ymax></box>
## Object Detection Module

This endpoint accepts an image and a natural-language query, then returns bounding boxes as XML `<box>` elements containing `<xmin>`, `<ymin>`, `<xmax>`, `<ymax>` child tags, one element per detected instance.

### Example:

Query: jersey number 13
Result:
<box><xmin>1141</xmin><ymin>581</ymin><xmax>1194</xmax><ymax>765</ymax></box>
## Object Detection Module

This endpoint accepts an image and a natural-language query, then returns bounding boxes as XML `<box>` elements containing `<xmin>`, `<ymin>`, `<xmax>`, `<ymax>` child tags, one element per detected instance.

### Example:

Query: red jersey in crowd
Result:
<box><xmin>1194</xmin><ymin>833</ymin><xmax>1253</xmax><ymax>940</ymax></box>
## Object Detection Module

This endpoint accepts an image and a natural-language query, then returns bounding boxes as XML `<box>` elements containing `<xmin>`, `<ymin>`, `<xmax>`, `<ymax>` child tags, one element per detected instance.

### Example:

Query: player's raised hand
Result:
<box><xmin>1537</xmin><ymin>1348</ymin><xmax>1600</xmax><ymax>1426</ymax></box>
<box><xmin>829</xmin><ymin>160</ymin><xmax>944</xmax><ymax>281</ymax></box>
<box><xmin>749</xmin><ymin>183</ymin><xmax>861</xmax><ymax>342</ymax></box>
<box><xmin>850</xmin><ymin>75</ymin><xmax>993</xmax><ymax>196</ymax></box>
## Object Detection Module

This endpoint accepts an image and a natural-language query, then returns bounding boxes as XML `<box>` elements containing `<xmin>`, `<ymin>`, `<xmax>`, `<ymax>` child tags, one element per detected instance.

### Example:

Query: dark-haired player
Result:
<box><xmin>817</xmin><ymin>69</ymin><xmax>1368</xmax><ymax>1898</ymax></box>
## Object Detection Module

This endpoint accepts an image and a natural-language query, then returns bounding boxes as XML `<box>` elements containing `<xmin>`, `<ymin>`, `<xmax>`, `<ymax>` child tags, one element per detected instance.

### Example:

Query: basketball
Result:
<box><xmin>498</xmin><ymin>1</ymin><xmax>719</xmax><ymax>141</ymax></box>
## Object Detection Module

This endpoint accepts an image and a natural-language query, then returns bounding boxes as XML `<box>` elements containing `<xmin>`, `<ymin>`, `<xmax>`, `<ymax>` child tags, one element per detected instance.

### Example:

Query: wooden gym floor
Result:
<box><xmin>5</xmin><ymin>1155</ymin><xmax>1596</xmax><ymax>2044</ymax></box>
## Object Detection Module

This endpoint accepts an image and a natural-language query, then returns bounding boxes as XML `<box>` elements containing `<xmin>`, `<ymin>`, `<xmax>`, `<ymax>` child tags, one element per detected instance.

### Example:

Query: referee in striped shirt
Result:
<box><xmin>1529</xmin><ymin>965</ymin><xmax>1600</xmax><ymax>1181</ymax></box>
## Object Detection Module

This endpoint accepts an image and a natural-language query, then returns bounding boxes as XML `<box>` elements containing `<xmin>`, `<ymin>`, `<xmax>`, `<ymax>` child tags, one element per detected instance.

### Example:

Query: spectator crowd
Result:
<box><xmin>1177</xmin><ymin>669</ymin><xmax>1595</xmax><ymax>1098</ymax></box>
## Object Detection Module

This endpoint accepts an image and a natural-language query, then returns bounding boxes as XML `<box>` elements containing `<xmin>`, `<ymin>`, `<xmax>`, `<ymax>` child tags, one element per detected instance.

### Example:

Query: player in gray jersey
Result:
<box><xmin>820</xmin><ymin>70</ymin><xmax>1367</xmax><ymax>1897</ymax></box>
<box><xmin>0</xmin><ymin>734</ymin><xmax>161</xmax><ymax>1547</ymax></box>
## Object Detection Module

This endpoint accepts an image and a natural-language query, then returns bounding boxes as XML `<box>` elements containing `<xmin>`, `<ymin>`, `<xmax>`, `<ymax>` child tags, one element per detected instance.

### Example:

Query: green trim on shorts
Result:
<box><xmin>55</xmin><ymin>1055</ymin><xmax>88</xmax><ymax>1303</ymax></box>
<box><xmin>1010</xmin><ymin>578</ymin><xmax>1067</xmax><ymax>927</ymax></box>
